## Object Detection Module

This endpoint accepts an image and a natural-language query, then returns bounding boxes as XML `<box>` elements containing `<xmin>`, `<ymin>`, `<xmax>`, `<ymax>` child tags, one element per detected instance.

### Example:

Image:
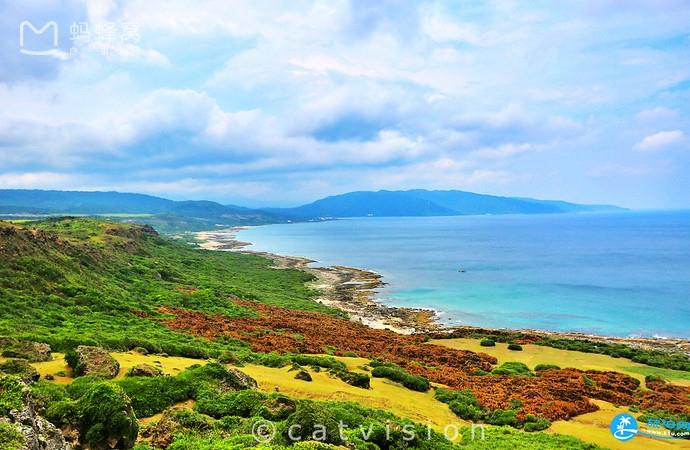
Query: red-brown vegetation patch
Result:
<box><xmin>158</xmin><ymin>301</ymin><xmax>689</xmax><ymax>421</ymax></box>
<box><xmin>175</xmin><ymin>286</ymin><xmax>199</xmax><ymax>294</ymax></box>
<box><xmin>130</xmin><ymin>309</ymin><xmax>150</xmax><ymax>318</ymax></box>
<box><xmin>637</xmin><ymin>379</ymin><xmax>690</xmax><ymax>414</ymax></box>
<box><xmin>159</xmin><ymin>302</ymin><xmax>494</xmax><ymax>373</ymax></box>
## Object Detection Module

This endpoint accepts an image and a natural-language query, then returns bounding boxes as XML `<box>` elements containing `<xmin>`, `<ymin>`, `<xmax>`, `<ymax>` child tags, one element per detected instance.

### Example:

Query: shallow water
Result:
<box><xmin>238</xmin><ymin>211</ymin><xmax>690</xmax><ymax>338</ymax></box>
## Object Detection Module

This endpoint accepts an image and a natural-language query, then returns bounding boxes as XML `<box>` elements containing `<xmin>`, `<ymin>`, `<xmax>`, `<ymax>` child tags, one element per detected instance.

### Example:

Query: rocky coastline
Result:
<box><xmin>195</xmin><ymin>227</ymin><xmax>690</xmax><ymax>354</ymax></box>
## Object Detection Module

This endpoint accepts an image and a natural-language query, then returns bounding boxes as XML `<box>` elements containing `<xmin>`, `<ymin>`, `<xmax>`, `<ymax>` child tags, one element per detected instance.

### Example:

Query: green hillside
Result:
<box><xmin>0</xmin><ymin>218</ymin><xmax>336</xmax><ymax>358</ymax></box>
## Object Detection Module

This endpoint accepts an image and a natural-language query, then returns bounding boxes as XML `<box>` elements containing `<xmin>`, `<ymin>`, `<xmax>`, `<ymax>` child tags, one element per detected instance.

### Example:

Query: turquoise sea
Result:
<box><xmin>237</xmin><ymin>211</ymin><xmax>690</xmax><ymax>338</ymax></box>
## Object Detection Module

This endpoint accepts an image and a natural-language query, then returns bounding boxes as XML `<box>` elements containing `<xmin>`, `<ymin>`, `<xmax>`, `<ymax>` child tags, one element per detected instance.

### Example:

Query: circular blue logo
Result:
<box><xmin>610</xmin><ymin>413</ymin><xmax>638</xmax><ymax>442</ymax></box>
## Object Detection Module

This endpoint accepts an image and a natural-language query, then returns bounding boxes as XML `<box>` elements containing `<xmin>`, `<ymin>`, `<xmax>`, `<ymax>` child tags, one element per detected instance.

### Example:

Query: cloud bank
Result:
<box><xmin>1</xmin><ymin>1</ymin><xmax>689</xmax><ymax>208</ymax></box>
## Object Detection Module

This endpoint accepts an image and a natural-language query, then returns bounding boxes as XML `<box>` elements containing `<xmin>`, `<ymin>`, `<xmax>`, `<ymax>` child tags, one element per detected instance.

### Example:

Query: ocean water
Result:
<box><xmin>237</xmin><ymin>211</ymin><xmax>690</xmax><ymax>338</ymax></box>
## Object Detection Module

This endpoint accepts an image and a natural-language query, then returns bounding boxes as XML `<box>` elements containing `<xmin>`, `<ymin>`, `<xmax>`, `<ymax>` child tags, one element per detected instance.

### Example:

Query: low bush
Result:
<box><xmin>0</xmin><ymin>422</ymin><xmax>24</xmax><ymax>450</ymax></box>
<box><xmin>292</xmin><ymin>355</ymin><xmax>346</xmax><ymax>371</ymax></box>
<box><xmin>435</xmin><ymin>387</ymin><xmax>550</xmax><ymax>431</ymax></box>
<box><xmin>534</xmin><ymin>364</ymin><xmax>560</xmax><ymax>372</ymax></box>
<box><xmin>491</xmin><ymin>362</ymin><xmax>533</xmax><ymax>377</ymax></box>
<box><xmin>523</xmin><ymin>414</ymin><xmax>551</xmax><ymax>431</ymax></box>
<box><xmin>195</xmin><ymin>390</ymin><xmax>268</xmax><ymax>418</ymax></box>
<box><xmin>0</xmin><ymin>375</ymin><xmax>25</xmax><ymax>416</ymax></box>
<box><xmin>480</xmin><ymin>338</ymin><xmax>496</xmax><ymax>347</ymax></box>
<box><xmin>536</xmin><ymin>337</ymin><xmax>690</xmax><ymax>372</ymax></box>
<box><xmin>458</xmin><ymin>425</ymin><xmax>601</xmax><ymax>449</ymax></box>
<box><xmin>117</xmin><ymin>375</ymin><xmax>193</xmax><ymax>417</ymax></box>
<box><xmin>507</xmin><ymin>343</ymin><xmax>523</xmax><ymax>351</ymax></box>
<box><xmin>644</xmin><ymin>374</ymin><xmax>665</xmax><ymax>384</ymax></box>
<box><xmin>370</xmin><ymin>365</ymin><xmax>430</xmax><ymax>392</ymax></box>
<box><xmin>77</xmin><ymin>382</ymin><xmax>138</xmax><ymax>450</ymax></box>
<box><xmin>330</xmin><ymin>369</ymin><xmax>370</xmax><ymax>389</ymax></box>
<box><xmin>30</xmin><ymin>381</ymin><xmax>68</xmax><ymax>415</ymax></box>
<box><xmin>284</xmin><ymin>402</ymin><xmax>343</xmax><ymax>445</ymax></box>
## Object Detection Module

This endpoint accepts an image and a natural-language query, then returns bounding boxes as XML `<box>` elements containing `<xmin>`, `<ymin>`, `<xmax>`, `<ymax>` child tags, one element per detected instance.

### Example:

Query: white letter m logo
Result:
<box><xmin>19</xmin><ymin>21</ymin><xmax>59</xmax><ymax>56</ymax></box>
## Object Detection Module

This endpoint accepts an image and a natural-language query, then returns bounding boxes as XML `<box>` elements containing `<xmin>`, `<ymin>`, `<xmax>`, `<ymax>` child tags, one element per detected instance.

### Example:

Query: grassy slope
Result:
<box><xmin>550</xmin><ymin>400</ymin><xmax>687</xmax><ymax>450</ymax></box>
<box><xmin>429</xmin><ymin>338</ymin><xmax>690</xmax><ymax>387</ymax></box>
<box><xmin>431</xmin><ymin>339</ymin><xmax>690</xmax><ymax>450</ymax></box>
<box><xmin>5</xmin><ymin>351</ymin><xmax>612</xmax><ymax>450</ymax></box>
<box><xmin>0</xmin><ymin>218</ymin><xmax>340</xmax><ymax>358</ymax></box>
<box><xmin>8</xmin><ymin>351</ymin><xmax>462</xmax><ymax>432</ymax></box>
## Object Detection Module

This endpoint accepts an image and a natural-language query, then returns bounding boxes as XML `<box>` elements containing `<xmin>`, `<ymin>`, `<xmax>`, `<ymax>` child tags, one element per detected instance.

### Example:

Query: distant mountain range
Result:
<box><xmin>268</xmin><ymin>189</ymin><xmax>623</xmax><ymax>218</ymax></box>
<box><xmin>0</xmin><ymin>190</ymin><xmax>283</xmax><ymax>232</ymax></box>
<box><xmin>0</xmin><ymin>189</ymin><xmax>624</xmax><ymax>232</ymax></box>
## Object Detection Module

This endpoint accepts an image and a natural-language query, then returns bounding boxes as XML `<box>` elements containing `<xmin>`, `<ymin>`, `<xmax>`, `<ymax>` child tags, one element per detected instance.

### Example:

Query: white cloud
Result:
<box><xmin>634</xmin><ymin>130</ymin><xmax>685</xmax><ymax>151</ymax></box>
<box><xmin>636</xmin><ymin>107</ymin><xmax>678</xmax><ymax>123</ymax></box>
<box><xmin>2</xmin><ymin>1</ymin><xmax>690</xmax><ymax>206</ymax></box>
<box><xmin>468</xmin><ymin>143</ymin><xmax>538</xmax><ymax>160</ymax></box>
<box><xmin>0</xmin><ymin>171</ymin><xmax>80</xmax><ymax>188</ymax></box>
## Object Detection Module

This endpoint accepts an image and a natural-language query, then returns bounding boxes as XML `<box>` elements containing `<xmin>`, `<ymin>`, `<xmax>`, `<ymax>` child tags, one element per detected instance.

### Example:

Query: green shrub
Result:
<box><xmin>291</xmin><ymin>355</ymin><xmax>346</xmax><ymax>371</ymax></box>
<box><xmin>117</xmin><ymin>375</ymin><xmax>193</xmax><ymax>417</ymax></box>
<box><xmin>436</xmin><ymin>388</ymin><xmax>484</xmax><ymax>422</ymax></box>
<box><xmin>370</xmin><ymin>365</ymin><xmax>430</xmax><ymax>392</ymax></box>
<box><xmin>480</xmin><ymin>339</ymin><xmax>496</xmax><ymax>347</ymax></box>
<box><xmin>251</xmin><ymin>352</ymin><xmax>290</xmax><ymax>368</ymax></box>
<box><xmin>0</xmin><ymin>422</ymin><xmax>24</xmax><ymax>450</ymax></box>
<box><xmin>65</xmin><ymin>375</ymin><xmax>104</xmax><ymax>399</ymax></box>
<box><xmin>492</xmin><ymin>362</ymin><xmax>533</xmax><ymax>377</ymax></box>
<box><xmin>0</xmin><ymin>359</ymin><xmax>39</xmax><ymax>381</ymax></box>
<box><xmin>170</xmin><ymin>409</ymin><xmax>215</xmax><ymax>431</ymax></box>
<box><xmin>523</xmin><ymin>414</ymin><xmax>551</xmax><ymax>431</ymax></box>
<box><xmin>507</xmin><ymin>343</ymin><xmax>523</xmax><ymax>351</ymax></box>
<box><xmin>486</xmin><ymin>409</ymin><xmax>519</xmax><ymax>426</ymax></box>
<box><xmin>45</xmin><ymin>399</ymin><xmax>78</xmax><ymax>428</ymax></box>
<box><xmin>0</xmin><ymin>375</ymin><xmax>25</xmax><ymax>416</ymax></box>
<box><xmin>30</xmin><ymin>381</ymin><xmax>68</xmax><ymax>415</ymax></box>
<box><xmin>449</xmin><ymin>400</ymin><xmax>482</xmax><ymax>421</ymax></box>
<box><xmin>217</xmin><ymin>351</ymin><xmax>241</xmax><ymax>365</ymax></box>
<box><xmin>195</xmin><ymin>390</ymin><xmax>268</xmax><ymax>418</ymax></box>
<box><xmin>77</xmin><ymin>382</ymin><xmax>138</xmax><ymax>449</ymax></box>
<box><xmin>645</xmin><ymin>374</ymin><xmax>664</xmax><ymax>384</ymax></box>
<box><xmin>435</xmin><ymin>388</ymin><xmax>479</xmax><ymax>406</ymax></box>
<box><xmin>582</xmin><ymin>375</ymin><xmax>597</xmax><ymax>387</ymax></box>
<box><xmin>534</xmin><ymin>364</ymin><xmax>560</xmax><ymax>372</ymax></box>
<box><xmin>284</xmin><ymin>402</ymin><xmax>343</xmax><ymax>445</ymax></box>
<box><xmin>330</xmin><ymin>370</ymin><xmax>370</xmax><ymax>389</ymax></box>
<box><xmin>536</xmin><ymin>337</ymin><xmax>690</xmax><ymax>372</ymax></box>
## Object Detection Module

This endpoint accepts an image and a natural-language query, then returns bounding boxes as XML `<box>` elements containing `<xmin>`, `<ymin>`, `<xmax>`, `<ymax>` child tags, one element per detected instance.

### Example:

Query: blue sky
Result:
<box><xmin>1</xmin><ymin>0</ymin><xmax>689</xmax><ymax>208</ymax></box>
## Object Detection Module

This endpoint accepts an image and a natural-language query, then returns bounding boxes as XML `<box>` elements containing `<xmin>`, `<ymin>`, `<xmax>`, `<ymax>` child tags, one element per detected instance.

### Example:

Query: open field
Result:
<box><xmin>551</xmin><ymin>400</ymin><xmax>690</xmax><ymax>450</ymax></box>
<box><xmin>430</xmin><ymin>338</ymin><xmax>690</xmax><ymax>387</ymax></box>
<box><xmin>0</xmin><ymin>352</ymin><xmax>206</xmax><ymax>385</ymax></box>
<box><xmin>3</xmin><ymin>352</ymin><xmax>462</xmax><ymax>431</ymax></box>
<box><xmin>241</xmin><ymin>359</ymin><xmax>466</xmax><ymax>433</ymax></box>
<box><xmin>10</xmin><ymin>349</ymin><xmax>690</xmax><ymax>448</ymax></box>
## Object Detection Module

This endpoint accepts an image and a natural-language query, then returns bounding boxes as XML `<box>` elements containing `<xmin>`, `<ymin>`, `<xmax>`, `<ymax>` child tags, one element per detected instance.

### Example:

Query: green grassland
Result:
<box><xmin>0</xmin><ymin>218</ymin><xmax>339</xmax><ymax>359</ymax></box>
<box><xmin>429</xmin><ymin>338</ymin><xmax>690</xmax><ymax>386</ymax></box>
